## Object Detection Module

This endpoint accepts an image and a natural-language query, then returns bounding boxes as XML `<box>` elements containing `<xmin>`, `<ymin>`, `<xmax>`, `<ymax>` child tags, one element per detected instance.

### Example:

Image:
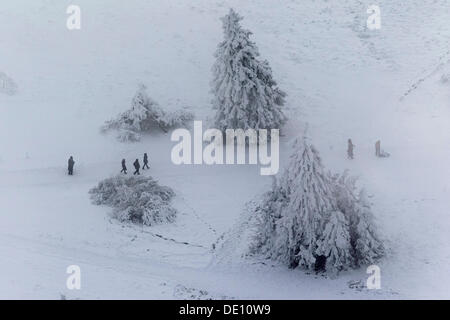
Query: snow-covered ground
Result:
<box><xmin>0</xmin><ymin>0</ymin><xmax>449</xmax><ymax>299</ymax></box>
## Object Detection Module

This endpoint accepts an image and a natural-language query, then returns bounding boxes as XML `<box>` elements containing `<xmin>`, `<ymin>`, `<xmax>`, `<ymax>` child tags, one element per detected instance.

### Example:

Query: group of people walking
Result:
<box><xmin>347</xmin><ymin>139</ymin><xmax>390</xmax><ymax>160</ymax></box>
<box><xmin>121</xmin><ymin>153</ymin><xmax>150</xmax><ymax>175</ymax></box>
<box><xmin>67</xmin><ymin>153</ymin><xmax>150</xmax><ymax>176</ymax></box>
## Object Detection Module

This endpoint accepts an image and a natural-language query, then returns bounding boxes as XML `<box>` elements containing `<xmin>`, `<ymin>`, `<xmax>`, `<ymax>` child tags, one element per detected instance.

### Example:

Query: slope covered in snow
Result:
<box><xmin>0</xmin><ymin>0</ymin><xmax>449</xmax><ymax>299</ymax></box>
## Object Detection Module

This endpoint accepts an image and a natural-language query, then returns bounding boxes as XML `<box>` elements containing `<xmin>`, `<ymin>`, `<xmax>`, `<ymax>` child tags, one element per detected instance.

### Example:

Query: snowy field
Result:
<box><xmin>0</xmin><ymin>0</ymin><xmax>449</xmax><ymax>299</ymax></box>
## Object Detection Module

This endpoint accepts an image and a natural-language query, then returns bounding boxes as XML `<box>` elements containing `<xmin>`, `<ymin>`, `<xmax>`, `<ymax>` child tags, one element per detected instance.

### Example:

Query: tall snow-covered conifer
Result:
<box><xmin>211</xmin><ymin>9</ymin><xmax>286</xmax><ymax>132</ymax></box>
<box><xmin>273</xmin><ymin>137</ymin><xmax>339</xmax><ymax>269</ymax></box>
<box><xmin>252</xmin><ymin>136</ymin><xmax>384</xmax><ymax>274</ymax></box>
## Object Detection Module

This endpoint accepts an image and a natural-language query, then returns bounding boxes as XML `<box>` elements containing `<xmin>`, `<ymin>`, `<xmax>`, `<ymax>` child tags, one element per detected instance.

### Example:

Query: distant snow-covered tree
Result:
<box><xmin>89</xmin><ymin>175</ymin><xmax>177</xmax><ymax>226</ymax></box>
<box><xmin>102</xmin><ymin>84</ymin><xmax>194</xmax><ymax>142</ymax></box>
<box><xmin>251</xmin><ymin>137</ymin><xmax>384</xmax><ymax>274</ymax></box>
<box><xmin>211</xmin><ymin>9</ymin><xmax>286</xmax><ymax>132</ymax></box>
<box><xmin>0</xmin><ymin>72</ymin><xmax>18</xmax><ymax>96</ymax></box>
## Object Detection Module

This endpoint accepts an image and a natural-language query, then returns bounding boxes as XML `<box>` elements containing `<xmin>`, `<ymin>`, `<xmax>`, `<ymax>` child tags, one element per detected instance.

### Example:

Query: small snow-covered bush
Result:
<box><xmin>0</xmin><ymin>72</ymin><xmax>18</xmax><ymax>96</ymax></box>
<box><xmin>102</xmin><ymin>84</ymin><xmax>194</xmax><ymax>142</ymax></box>
<box><xmin>89</xmin><ymin>175</ymin><xmax>177</xmax><ymax>226</ymax></box>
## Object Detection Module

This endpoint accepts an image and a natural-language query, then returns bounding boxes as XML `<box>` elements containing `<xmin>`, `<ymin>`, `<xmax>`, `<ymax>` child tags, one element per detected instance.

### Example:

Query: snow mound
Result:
<box><xmin>89</xmin><ymin>175</ymin><xmax>177</xmax><ymax>226</ymax></box>
<box><xmin>440</xmin><ymin>72</ymin><xmax>450</xmax><ymax>84</ymax></box>
<box><xmin>173</xmin><ymin>284</ymin><xmax>235</xmax><ymax>300</ymax></box>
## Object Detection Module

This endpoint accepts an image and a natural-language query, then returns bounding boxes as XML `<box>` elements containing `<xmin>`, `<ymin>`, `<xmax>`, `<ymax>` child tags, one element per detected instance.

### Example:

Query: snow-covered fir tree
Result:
<box><xmin>316</xmin><ymin>210</ymin><xmax>353</xmax><ymax>272</ymax></box>
<box><xmin>353</xmin><ymin>194</ymin><xmax>385</xmax><ymax>265</ymax></box>
<box><xmin>251</xmin><ymin>136</ymin><xmax>384</xmax><ymax>274</ymax></box>
<box><xmin>330</xmin><ymin>173</ymin><xmax>385</xmax><ymax>266</ymax></box>
<box><xmin>102</xmin><ymin>84</ymin><xmax>194</xmax><ymax>142</ymax></box>
<box><xmin>211</xmin><ymin>9</ymin><xmax>286</xmax><ymax>132</ymax></box>
<box><xmin>266</xmin><ymin>137</ymin><xmax>342</xmax><ymax>270</ymax></box>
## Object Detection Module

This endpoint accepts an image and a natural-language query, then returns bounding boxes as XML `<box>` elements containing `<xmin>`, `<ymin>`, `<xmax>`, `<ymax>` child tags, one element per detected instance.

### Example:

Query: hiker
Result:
<box><xmin>143</xmin><ymin>153</ymin><xmax>149</xmax><ymax>170</ymax></box>
<box><xmin>347</xmin><ymin>139</ymin><xmax>354</xmax><ymax>160</ymax></box>
<box><xmin>133</xmin><ymin>159</ymin><xmax>140</xmax><ymax>175</ymax></box>
<box><xmin>68</xmin><ymin>156</ymin><xmax>75</xmax><ymax>175</ymax></box>
<box><xmin>375</xmin><ymin>140</ymin><xmax>390</xmax><ymax>158</ymax></box>
<box><xmin>375</xmin><ymin>140</ymin><xmax>381</xmax><ymax>157</ymax></box>
<box><xmin>121</xmin><ymin>159</ymin><xmax>127</xmax><ymax>174</ymax></box>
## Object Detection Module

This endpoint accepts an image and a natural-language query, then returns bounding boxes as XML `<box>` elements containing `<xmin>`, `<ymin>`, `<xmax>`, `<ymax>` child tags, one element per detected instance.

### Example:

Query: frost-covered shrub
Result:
<box><xmin>211</xmin><ymin>9</ymin><xmax>286</xmax><ymax>132</ymax></box>
<box><xmin>0</xmin><ymin>72</ymin><xmax>18</xmax><ymax>96</ymax></box>
<box><xmin>102</xmin><ymin>84</ymin><xmax>194</xmax><ymax>142</ymax></box>
<box><xmin>89</xmin><ymin>175</ymin><xmax>177</xmax><ymax>226</ymax></box>
<box><xmin>250</xmin><ymin>137</ymin><xmax>384</xmax><ymax>274</ymax></box>
<box><xmin>115</xmin><ymin>128</ymin><xmax>141</xmax><ymax>143</ymax></box>
<box><xmin>158</xmin><ymin>108</ymin><xmax>196</xmax><ymax>129</ymax></box>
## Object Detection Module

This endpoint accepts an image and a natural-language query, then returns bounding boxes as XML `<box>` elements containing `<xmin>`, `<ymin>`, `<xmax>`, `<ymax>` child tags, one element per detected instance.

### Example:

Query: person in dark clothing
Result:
<box><xmin>347</xmin><ymin>139</ymin><xmax>354</xmax><ymax>160</ymax></box>
<box><xmin>133</xmin><ymin>159</ymin><xmax>140</xmax><ymax>175</ymax></box>
<box><xmin>121</xmin><ymin>159</ymin><xmax>127</xmax><ymax>174</ymax></box>
<box><xmin>143</xmin><ymin>153</ymin><xmax>149</xmax><ymax>170</ymax></box>
<box><xmin>375</xmin><ymin>140</ymin><xmax>381</xmax><ymax>157</ymax></box>
<box><xmin>68</xmin><ymin>156</ymin><xmax>75</xmax><ymax>175</ymax></box>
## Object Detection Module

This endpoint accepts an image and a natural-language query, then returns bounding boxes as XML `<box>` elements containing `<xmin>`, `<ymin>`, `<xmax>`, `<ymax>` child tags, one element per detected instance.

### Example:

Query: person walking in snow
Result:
<box><xmin>121</xmin><ymin>159</ymin><xmax>127</xmax><ymax>174</ymax></box>
<box><xmin>347</xmin><ymin>139</ymin><xmax>354</xmax><ymax>160</ymax></box>
<box><xmin>143</xmin><ymin>153</ymin><xmax>149</xmax><ymax>170</ymax></box>
<box><xmin>133</xmin><ymin>159</ymin><xmax>140</xmax><ymax>175</ymax></box>
<box><xmin>375</xmin><ymin>140</ymin><xmax>381</xmax><ymax>157</ymax></box>
<box><xmin>68</xmin><ymin>156</ymin><xmax>75</xmax><ymax>175</ymax></box>
<box><xmin>375</xmin><ymin>140</ymin><xmax>390</xmax><ymax>158</ymax></box>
